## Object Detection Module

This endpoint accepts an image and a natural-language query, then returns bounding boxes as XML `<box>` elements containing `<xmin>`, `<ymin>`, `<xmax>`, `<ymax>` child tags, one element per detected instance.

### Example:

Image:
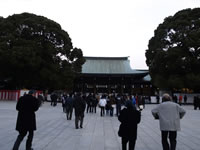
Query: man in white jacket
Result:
<box><xmin>152</xmin><ymin>93</ymin><xmax>186</xmax><ymax>150</ymax></box>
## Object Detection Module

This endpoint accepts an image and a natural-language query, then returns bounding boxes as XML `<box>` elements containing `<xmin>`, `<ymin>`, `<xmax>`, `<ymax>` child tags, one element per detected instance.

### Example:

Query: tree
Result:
<box><xmin>145</xmin><ymin>8</ymin><xmax>200</xmax><ymax>92</ymax></box>
<box><xmin>0</xmin><ymin>13</ymin><xmax>85</xmax><ymax>90</ymax></box>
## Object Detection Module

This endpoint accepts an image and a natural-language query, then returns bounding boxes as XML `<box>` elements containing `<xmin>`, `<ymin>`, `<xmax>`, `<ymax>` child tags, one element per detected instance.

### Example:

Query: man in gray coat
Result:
<box><xmin>152</xmin><ymin>93</ymin><xmax>186</xmax><ymax>150</ymax></box>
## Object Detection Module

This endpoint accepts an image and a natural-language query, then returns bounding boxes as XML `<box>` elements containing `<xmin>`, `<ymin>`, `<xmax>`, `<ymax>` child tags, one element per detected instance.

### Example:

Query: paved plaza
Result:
<box><xmin>0</xmin><ymin>101</ymin><xmax>200</xmax><ymax>150</ymax></box>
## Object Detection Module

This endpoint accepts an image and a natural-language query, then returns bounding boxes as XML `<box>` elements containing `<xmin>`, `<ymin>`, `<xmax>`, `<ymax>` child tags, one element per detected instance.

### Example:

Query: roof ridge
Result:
<box><xmin>84</xmin><ymin>56</ymin><xmax>129</xmax><ymax>60</ymax></box>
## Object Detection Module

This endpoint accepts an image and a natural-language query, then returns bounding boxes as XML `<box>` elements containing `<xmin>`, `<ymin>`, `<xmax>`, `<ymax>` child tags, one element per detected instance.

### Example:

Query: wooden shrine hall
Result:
<box><xmin>73</xmin><ymin>56</ymin><xmax>154</xmax><ymax>95</ymax></box>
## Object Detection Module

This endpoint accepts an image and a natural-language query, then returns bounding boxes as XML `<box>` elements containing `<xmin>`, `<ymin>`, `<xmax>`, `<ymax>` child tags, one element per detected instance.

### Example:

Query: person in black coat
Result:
<box><xmin>86</xmin><ymin>93</ymin><xmax>93</xmax><ymax>113</ymax></box>
<box><xmin>118</xmin><ymin>100</ymin><xmax>141</xmax><ymax>150</ymax></box>
<box><xmin>91</xmin><ymin>94</ymin><xmax>98</xmax><ymax>113</ymax></box>
<box><xmin>73</xmin><ymin>93</ymin><xmax>86</xmax><ymax>129</ymax></box>
<box><xmin>116</xmin><ymin>94</ymin><xmax>122</xmax><ymax>116</ymax></box>
<box><xmin>65</xmin><ymin>93</ymin><xmax>74</xmax><ymax>120</ymax></box>
<box><xmin>194</xmin><ymin>95</ymin><xmax>200</xmax><ymax>110</ymax></box>
<box><xmin>50</xmin><ymin>92</ymin><xmax>58</xmax><ymax>106</ymax></box>
<box><xmin>12</xmin><ymin>90</ymin><xmax>39</xmax><ymax>150</ymax></box>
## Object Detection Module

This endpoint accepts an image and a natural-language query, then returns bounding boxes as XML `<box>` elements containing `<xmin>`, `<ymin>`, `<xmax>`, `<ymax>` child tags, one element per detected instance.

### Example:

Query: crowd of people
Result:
<box><xmin>60</xmin><ymin>92</ymin><xmax>146</xmax><ymax>117</ymax></box>
<box><xmin>12</xmin><ymin>91</ymin><xmax>196</xmax><ymax>150</ymax></box>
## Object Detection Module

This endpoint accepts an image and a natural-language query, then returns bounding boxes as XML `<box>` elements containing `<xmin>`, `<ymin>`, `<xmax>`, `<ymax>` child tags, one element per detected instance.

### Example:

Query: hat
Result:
<box><xmin>28</xmin><ymin>90</ymin><xmax>36</xmax><ymax>95</ymax></box>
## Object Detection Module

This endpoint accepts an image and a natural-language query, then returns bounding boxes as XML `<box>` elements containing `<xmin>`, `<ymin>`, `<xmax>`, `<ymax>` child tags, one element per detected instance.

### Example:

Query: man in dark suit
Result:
<box><xmin>12</xmin><ymin>90</ymin><xmax>39</xmax><ymax>150</ymax></box>
<box><xmin>118</xmin><ymin>100</ymin><xmax>141</xmax><ymax>150</ymax></box>
<box><xmin>73</xmin><ymin>93</ymin><xmax>86</xmax><ymax>129</ymax></box>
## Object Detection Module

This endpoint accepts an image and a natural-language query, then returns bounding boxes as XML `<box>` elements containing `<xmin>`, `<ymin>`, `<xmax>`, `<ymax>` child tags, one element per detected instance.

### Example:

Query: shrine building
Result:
<box><xmin>73</xmin><ymin>56</ymin><xmax>154</xmax><ymax>95</ymax></box>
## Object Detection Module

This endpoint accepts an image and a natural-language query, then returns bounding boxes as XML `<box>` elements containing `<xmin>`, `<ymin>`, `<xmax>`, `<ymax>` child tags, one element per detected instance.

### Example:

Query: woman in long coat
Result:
<box><xmin>118</xmin><ymin>100</ymin><xmax>141</xmax><ymax>150</ymax></box>
<box><xmin>13</xmin><ymin>90</ymin><xmax>39</xmax><ymax>150</ymax></box>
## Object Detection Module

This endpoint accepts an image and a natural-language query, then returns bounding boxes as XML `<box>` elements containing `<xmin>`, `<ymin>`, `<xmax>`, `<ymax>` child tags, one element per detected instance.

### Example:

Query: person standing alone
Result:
<box><xmin>12</xmin><ymin>90</ymin><xmax>40</xmax><ymax>150</ymax></box>
<box><xmin>152</xmin><ymin>93</ymin><xmax>186</xmax><ymax>150</ymax></box>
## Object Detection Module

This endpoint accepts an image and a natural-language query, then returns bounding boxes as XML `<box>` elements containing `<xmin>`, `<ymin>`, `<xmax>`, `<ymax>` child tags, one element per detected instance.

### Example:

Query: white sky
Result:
<box><xmin>1</xmin><ymin>0</ymin><xmax>200</xmax><ymax>69</ymax></box>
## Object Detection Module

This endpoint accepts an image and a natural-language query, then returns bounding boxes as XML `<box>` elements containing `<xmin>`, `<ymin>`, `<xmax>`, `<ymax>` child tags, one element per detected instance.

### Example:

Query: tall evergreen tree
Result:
<box><xmin>0</xmin><ymin>13</ymin><xmax>85</xmax><ymax>90</ymax></box>
<box><xmin>146</xmin><ymin>8</ymin><xmax>200</xmax><ymax>92</ymax></box>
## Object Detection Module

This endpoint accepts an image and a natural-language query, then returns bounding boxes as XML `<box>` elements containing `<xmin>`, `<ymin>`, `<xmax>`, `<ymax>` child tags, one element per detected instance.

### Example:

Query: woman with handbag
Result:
<box><xmin>118</xmin><ymin>100</ymin><xmax>141</xmax><ymax>150</ymax></box>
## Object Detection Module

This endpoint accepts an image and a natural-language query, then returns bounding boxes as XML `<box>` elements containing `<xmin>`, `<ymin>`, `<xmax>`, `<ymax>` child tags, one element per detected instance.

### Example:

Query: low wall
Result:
<box><xmin>0</xmin><ymin>90</ymin><xmax>42</xmax><ymax>101</ymax></box>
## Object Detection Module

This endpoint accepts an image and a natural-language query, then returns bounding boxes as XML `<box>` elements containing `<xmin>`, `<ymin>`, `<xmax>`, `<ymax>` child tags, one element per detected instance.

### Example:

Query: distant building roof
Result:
<box><xmin>82</xmin><ymin>56</ymin><xmax>148</xmax><ymax>74</ymax></box>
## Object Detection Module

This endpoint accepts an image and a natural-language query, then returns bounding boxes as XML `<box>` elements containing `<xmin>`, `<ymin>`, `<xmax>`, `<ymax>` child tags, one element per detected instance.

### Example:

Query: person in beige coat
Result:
<box><xmin>152</xmin><ymin>93</ymin><xmax>186</xmax><ymax>150</ymax></box>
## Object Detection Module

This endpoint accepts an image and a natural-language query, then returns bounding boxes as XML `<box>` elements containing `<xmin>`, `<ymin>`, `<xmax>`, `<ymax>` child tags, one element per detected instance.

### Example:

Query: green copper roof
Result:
<box><xmin>82</xmin><ymin>56</ymin><xmax>148</xmax><ymax>74</ymax></box>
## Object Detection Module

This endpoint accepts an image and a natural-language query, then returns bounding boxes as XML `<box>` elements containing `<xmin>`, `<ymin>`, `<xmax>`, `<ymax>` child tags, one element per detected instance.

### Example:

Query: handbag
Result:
<box><xmin>118</xmin><ymin>124</ymin><xmax>123</xmax><ymax>137</ymax></box>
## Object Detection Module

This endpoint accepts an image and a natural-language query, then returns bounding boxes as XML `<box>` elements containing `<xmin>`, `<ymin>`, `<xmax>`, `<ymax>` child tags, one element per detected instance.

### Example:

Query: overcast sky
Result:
<box><xmin>1</xmin><ymin>0</ymin><xmax>200</xmax><ymax>69</ymax></box>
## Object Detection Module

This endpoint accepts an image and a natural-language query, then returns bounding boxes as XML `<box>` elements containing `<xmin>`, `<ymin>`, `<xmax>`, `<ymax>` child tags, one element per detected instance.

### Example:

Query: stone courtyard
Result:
<box><xmin>0</xmin><ymin>101</ymin><xmax>199</xmax><ymax>150</ymax></box>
